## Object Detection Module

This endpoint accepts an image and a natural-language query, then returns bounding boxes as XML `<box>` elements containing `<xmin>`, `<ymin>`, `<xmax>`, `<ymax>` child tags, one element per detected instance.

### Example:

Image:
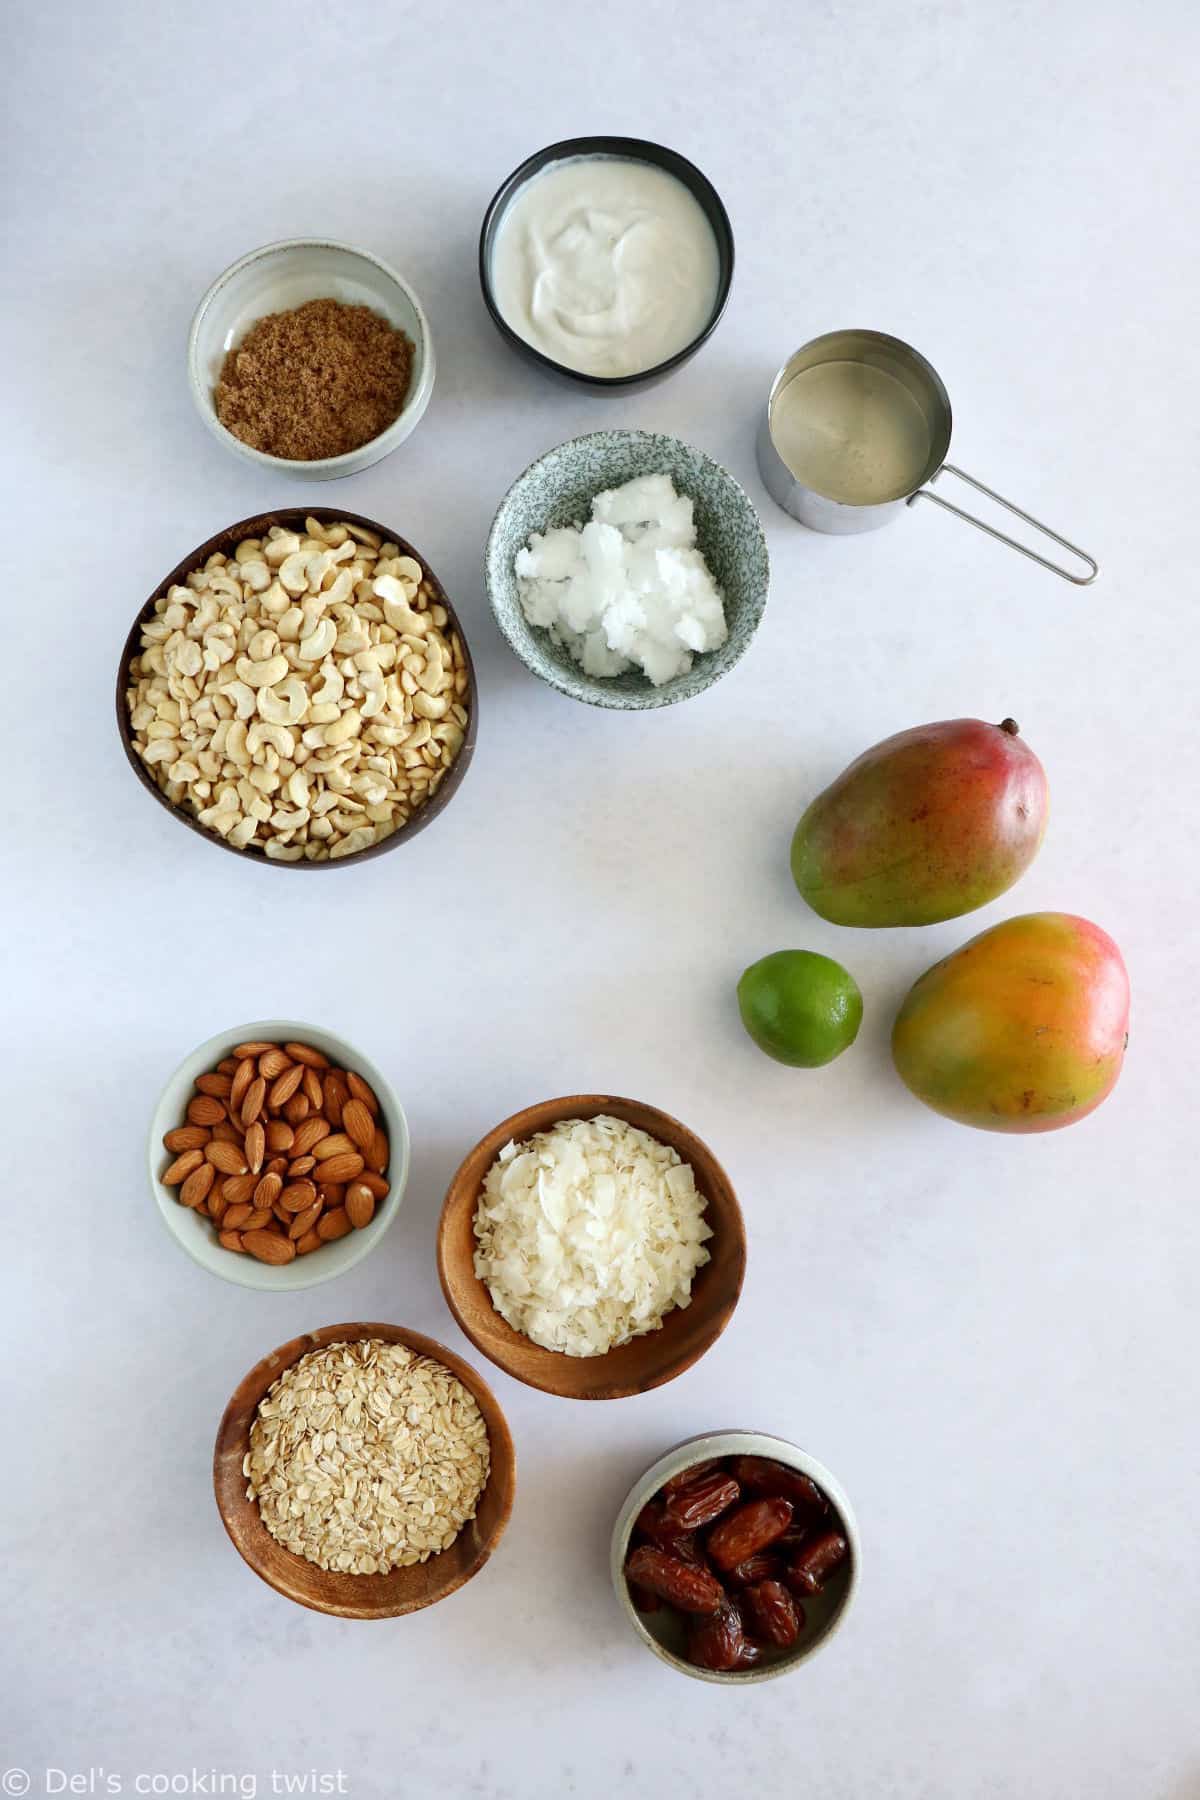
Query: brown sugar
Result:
<box><xmin>214</xmin><ymin>298</ymin><xmax>415</xmax><ymax>461</ymax></box>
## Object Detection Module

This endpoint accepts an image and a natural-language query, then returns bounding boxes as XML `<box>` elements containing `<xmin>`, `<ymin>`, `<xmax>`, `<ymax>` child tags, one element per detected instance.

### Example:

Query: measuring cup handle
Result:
<box><xmin>909</xmin><ymin>463</ymin><xmax>1098</xmax><ymax>584</ymax></box>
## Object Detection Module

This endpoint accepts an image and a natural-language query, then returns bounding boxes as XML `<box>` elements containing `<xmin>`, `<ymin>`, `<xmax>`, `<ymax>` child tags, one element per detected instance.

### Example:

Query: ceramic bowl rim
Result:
<box><xmin>436</xmin><ymin>1092</ymin><xmax>747</xmax><ymax>1399</ymax></box>
<box><xmin>610</xmin><ymin>1430</ymin><xmax>861</xmax><ymax>1683</ymax></box>
<box><xmin>213</xmin><ymin>1320</ymin><xmax>516</xmax><ymax>1616</ymax></box>
<box><xmin>484</xmin><ymin>428</ymin><xmax>770</xmax><ymax>711</ymax></box>
<box><xmin>186</xmin><ymin>236</ymin><xmax>436</xmax><ymax>476</ymax></box>
<box><xmin>116</xmin><ymin>505</ymin><xmax>477</xmax><ymax>869</ymax></box>
<box><xmin>148</xmin><ymin>1018</ymin><xmax>410</xmax><ymax>1291</ymax></box>
<box><xmin>478</xmin><ymin>136</ymin><xmax>735</xmax><ymax>389</ymax></box>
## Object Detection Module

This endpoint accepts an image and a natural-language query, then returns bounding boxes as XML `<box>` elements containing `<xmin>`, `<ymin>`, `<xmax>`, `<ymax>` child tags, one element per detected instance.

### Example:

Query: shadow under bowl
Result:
<box><xmin>214</xmin><ymin>1321</ymin><xmax>516</xmax><ymax>1617</ymax></box>
<box><xmin>117</xmin><ymin>507</ymin><xmax>477</xmax><ymax>869</ymax></box>
<box><xmin>437</xmin><ymin>1094</ymin><xmax>746</xmax><ymax>1400</ymax></box>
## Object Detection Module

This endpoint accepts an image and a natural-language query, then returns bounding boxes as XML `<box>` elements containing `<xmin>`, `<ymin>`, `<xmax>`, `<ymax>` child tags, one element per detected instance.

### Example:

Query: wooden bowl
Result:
<box><xmin>213</xmin><ymin>1322</ymin><xmax>515</xmax><ymax>1617</ymax></box>
<box><xmin>116</xmin><ymin>507</ymin><xmax>477</xmax><ymax>869</ymax></box>
<box><xmin>437</xmin><ymin>1095</ymin><xmax>746</xmax><ymax>1400</ymax></box>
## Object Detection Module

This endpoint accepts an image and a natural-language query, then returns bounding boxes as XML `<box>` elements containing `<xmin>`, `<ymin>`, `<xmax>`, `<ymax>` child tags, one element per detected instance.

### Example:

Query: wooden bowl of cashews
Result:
<box><xmin>116</xmin><ymin>507</ymin><xmax>478</xmax><ymax>869</ymax></box>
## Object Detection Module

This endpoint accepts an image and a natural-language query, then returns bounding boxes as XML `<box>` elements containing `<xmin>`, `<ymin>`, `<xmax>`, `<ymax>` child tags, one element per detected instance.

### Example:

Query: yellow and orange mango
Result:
<box><xmin>891</xmin><ymin>912</ymin><xmax>1129</xmax><ymax>1132</ymax></box>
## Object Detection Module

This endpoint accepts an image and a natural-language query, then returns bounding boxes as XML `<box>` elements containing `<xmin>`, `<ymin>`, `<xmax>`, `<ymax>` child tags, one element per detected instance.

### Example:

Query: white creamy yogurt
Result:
<box><xmin>489</xmin><ymin>156</ymin><xmax>722</xmax><ymax>378</ymax></box>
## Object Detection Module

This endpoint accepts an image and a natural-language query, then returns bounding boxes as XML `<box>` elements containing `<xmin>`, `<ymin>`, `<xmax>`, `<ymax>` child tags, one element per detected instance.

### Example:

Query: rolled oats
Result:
<box><xmin>243</xmin><ymin>1339</ymin><xmax>490</xmax><ymax>1573</ymax></box>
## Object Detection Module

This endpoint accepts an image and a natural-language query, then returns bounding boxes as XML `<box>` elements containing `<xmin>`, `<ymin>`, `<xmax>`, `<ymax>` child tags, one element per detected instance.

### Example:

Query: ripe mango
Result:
<box><xmin>791</xmin><ymin>718</ymin><xmax>1047</xmax><ymax>927</ymax></box>
<box><xmin>891</xmin><ymin>912</ymin><xmax>1129</xmax><ymax>1132</ymax></box>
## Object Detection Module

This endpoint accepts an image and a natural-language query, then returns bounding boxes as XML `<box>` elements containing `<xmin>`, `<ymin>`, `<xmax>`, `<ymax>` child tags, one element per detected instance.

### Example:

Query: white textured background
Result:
<box><xmin>5</xmin><ymin>2</ymin><xmax>1198</xmax><ymax>1796</ymax></box>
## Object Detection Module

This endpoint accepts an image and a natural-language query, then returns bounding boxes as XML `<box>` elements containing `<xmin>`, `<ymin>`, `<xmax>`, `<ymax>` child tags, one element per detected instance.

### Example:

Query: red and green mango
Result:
<box><xmin>791</xmin><ymin>718</ymin><xmax>1048</xmax><ymax>928</ymax></box>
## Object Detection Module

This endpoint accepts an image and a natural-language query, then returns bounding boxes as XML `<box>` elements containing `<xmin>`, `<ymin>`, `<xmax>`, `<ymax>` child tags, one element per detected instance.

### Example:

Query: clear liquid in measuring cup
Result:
<box><xmin>770</xmin><ymin>359</ymin><xmax>934</xmax><ymax>505</ymax></box>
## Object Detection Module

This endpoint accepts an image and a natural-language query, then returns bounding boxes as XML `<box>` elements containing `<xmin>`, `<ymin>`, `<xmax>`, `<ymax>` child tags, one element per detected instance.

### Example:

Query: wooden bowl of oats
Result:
<box><xmin>213</xmin><ymin>1322</ymin><xmax>516</xmax><ymax>1618</ymax></box>
<box><xmin>116</xmin><ymin>507</ymin><xmax>477</xmax><ymax>869</ymax></box>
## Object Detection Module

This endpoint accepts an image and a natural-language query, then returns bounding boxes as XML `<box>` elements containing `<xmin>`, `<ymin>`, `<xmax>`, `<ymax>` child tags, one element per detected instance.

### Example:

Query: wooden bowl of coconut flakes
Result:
<box><xmin>437</xmin><ymin>1095</ymin><xmax>747</xmax><ymax>1400</ymax></box>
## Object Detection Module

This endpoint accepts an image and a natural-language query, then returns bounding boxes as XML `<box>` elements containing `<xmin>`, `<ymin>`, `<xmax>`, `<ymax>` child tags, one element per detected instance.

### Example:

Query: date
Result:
<box><xmin>728</xmin><ymin>1455</ymin><xmax>829</xmax><ymax>1516</ymax></box>
<box><xmin>687</xmin><ymin>1601</ymin><xmax>746</xmax><ymax>1672</ymax></box>
<box><xmin>785</xmin><ymin>1530</ymin><xmax>850</xmax><ymax>1595</ymax></box>
<box><xmin>741</xmin><ymin>1579</ymin><xmax>802</xmax><ymax>1647</ymax></box>
<box><xmin>662</xmin><ymin>1470</ymin><xmax>741</xmax><ymax>1531</ymax></box>
<box><xmin>625</xmin><ymin>1545</ymin><xmax>724</xmax><ymax>1614</ymax></box>
<box><xmin>725</xmin><ymin>1551</ymin><xmax>784</xmax><ymax>1587</ymax></box>
<box><xmin>661</xmin><ymin>1457</ymin><xmax>721</xmax><ymax>1496</ymax></box>
<box><xmin>707</xmin><ymin>1498</ymin><xmax>794</xmax><ymax>1572</ymax></box>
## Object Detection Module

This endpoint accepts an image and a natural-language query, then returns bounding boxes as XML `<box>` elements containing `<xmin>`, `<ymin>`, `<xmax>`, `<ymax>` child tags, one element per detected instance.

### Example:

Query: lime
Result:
<box><xmin>737</xmin><ymin>950</ymin><xmax>863</xmax><ymax>1067</ymax></box>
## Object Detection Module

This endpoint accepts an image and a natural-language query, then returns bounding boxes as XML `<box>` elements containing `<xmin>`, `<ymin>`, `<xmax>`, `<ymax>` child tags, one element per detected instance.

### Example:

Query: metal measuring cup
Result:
<box><xmin>756</xmin><ymin>329</ymin><xmax>1097</xmax><ymax>583</ymax></box>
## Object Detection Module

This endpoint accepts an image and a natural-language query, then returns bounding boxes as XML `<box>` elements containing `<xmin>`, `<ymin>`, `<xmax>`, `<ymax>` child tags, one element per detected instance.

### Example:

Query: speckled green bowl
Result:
<box><xmin>485</xmin><ymin>430</ymin><xmax>770</xmax><ymax>710</ymax></box>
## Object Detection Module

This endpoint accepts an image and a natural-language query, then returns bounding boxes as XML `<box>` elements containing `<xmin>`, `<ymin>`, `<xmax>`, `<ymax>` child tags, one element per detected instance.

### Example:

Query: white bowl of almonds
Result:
<box><xmin>150</xmin><ymin>1021</ymin><xmax>409</xmax><ymax>1289</ymax></box>
<box><xmin>118</xmin><ymin>509</ymin><xmax>475</xmax><ymax>867</ymax></box>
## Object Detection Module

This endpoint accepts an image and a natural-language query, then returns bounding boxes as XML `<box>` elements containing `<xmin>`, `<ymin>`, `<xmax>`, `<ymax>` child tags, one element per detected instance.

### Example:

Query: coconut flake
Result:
<box><xmin>472</xmin><ymin>1115</ymin><xmax>712</xmax><ymax>1357</ymax></box>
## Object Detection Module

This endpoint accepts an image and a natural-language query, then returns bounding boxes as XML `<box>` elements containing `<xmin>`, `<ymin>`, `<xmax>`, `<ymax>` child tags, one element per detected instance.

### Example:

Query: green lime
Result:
<box><xmin>737</xmin><ymin>950</ymin><xmax>863</xmax><ymax>1067</ymax></box>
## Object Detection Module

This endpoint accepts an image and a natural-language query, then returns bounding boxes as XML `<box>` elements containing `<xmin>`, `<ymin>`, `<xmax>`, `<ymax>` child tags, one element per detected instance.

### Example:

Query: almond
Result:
<box><xmin>283</xmin><ymin>1092</ymin><xmax>310</xmax><ymax>1126</ymax></box>
<box><xmin>240</xmin><ymin>1076</ymin><xmax>266</xmax><ymax>1127</ymax></box>
<box><xmin>240</xmin><ymin>1208</ymin><xmax>273</xmax><ymax>1231</ymax></box>
<box><xmin>313</xmin><ymin>1132</ymin><xmax>356</xmax><ymax>1162</ymax></box>
<box><xmin>180</xmin><ymin>1163</ymin><xmax>215</xmax><ymax>1208</ymax></box>
<box><xmin>285</xmin><ymin>1041</ymin><xmax>330</xmax><ymax>1069</ymax></box>
<box><xmin>230</xmin><ymin>1056</ymin><xmax>257</xmax><ymax>1113</ymax></box>
<box><xmin>280</xmin><ymin>1179</ymin><xmax>317</xmax><ymax>1213</ymax></box>
<box><xmin>265</xmin><ymin>1155</ymin><xmax>289</xmax><ymax>1177</ymax></box>
<box><xmin>272</xmin><ymin>1203</ymin><xmax>291</xmax><ymax>1225</ymax></box>
<box><xmin>223</xmin><ymin>1202</ymin><xmax>254</xmax><ymax>1230</ymax></box>
<box><xmin>219</xmin><ymin>1230</ymin><xmax>245</xmax><ymax>1253</ymax></box>
<box><xmin>210</xmin><ymin>1120</ymin><xmax>243</xmax><ymax>1145</ymax></box>
<box><xmin>232</xmin><ymin>1041</ymin><xmax>275</xmax><ymax>1059</ymax></box>
<box><xmin>288</xmin><ymin>1154</ymin><xmax>317</xmax><ymax>1177</ymax></box>
<box><xmin>345</xmin><ymin>1071</ymin><xmax>380</xmax><ymax>1117</ymax></box>
<box><xmin>317</xmin><ymin>1182</ymin><xmax>345</xmax><ymax>1206</ymax></box>
<box><xmin>342</xmin><ymin>1099</ymin><xmax>376</xmax><ymax>1153</ymax></box>
<box><xmin>288</xmin><ymin>1200</ymin><xmax>323</xmax><ymax>1239</ymax></box>
<box><xmin>195</xmin><ymin>1071</ymin><xmax>233</xmax><ymax>1099</ymax></box>
<box><xmin>187</xmin><ymin>1094</ymin><xmax>226</xmax><ymax>1127</ymax></box>
<box><xmin>268</xmin><ymin>1064</ymin><xmax>305</xmax><ymax>1109</ymax></box>
<box><xmin>301</xmin><ymin>1067</ymin><xmax>325</xmax><ymax>1110</ymax></box>
<box><xmin>257</xmin><ymin>1047</ymin><xmax>293</xmax><ymax>1081</ymax></box>
<box><xmin>265</xmin><ymin>1120</ymin><xmax>295</xmax><ymax>1153</ymax></box>
<box><xmin>317</xmin><ymin>1206</ymin><xmax>352</xmax><ymax>1241</ymax></box>
<box><xmin>222</xmin><ymin>1173</ymin><xmax>257</xmax><ymax>1206</ymax></box>
<box><xmin>163</xmin><ymin>1125</ymin><xmax>209</xmax><ymax>1154</ymax></box>
<box><xmin>216</xmin><ymin>1057</ymin><xmax>240</xmax><ymax>1076</ymax></box>
<box><xmin>294</xmin><ymin>1228</ymin><xmax>323</xmax><ymax>1255</ymax></box>
<box><xmin>162</xmin><ymin>1148</ymin><xmax>204</xmax><ymax>1185</ymax></box>
<box><xmin>290</xmin><ymin>1116</ymin><xmax>331</xmax><ymax>1156</ymax></box>
<box><xmin>205</xmin><ymin>1140</ymin><xmax>249</xmax><ymax>1176</ymax></box>
<box><xmin>253</xmin><ymin>1172</ymin><xmax>283</xmax><ymax>1208</ymax></box>
<box><xmin>356</xmin><ymin>1171</ymin><xmax>390</xmax><ymax>1201</ymax></box>
<box><xmin>244</xmin><ymin>1121</ymin><xmax>266</xmax><ymax>1175</ymax></box>
<box><xmin>317</xmin><ymin>1152</ymin><xmax>365</xmax><ymax>1185</ymax></box>
<box><xmin>209</xmin><ymin>1188</ymin><xmax>229</xmax><ymax>1225</ymax></box>
<box><xmin>242</xmin><ymin>1230</ymin><xmax>296</xmax><ymax>1265</ymax></box>
<box><xmin>345</xmin><ymin>1184</ymin><xmax>376</xmax><ymax>1229</ymax></box>
<box><xmin>367</xmin><ymin>1127</ymin><xmax>389</xmax><ymax>1174</ymax></box>
<box><xmin>322</xmin><ymin>1073</ymin><xmax>348</xmax><ymax>1126</ymax></box>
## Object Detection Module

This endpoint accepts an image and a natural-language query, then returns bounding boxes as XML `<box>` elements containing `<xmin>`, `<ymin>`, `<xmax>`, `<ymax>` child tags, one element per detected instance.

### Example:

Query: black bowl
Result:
<box><xmin>478</xmin><ymin>136</ymin><xmax>734</xmax><ymax>394</ymax></box>
<box><xmin>116</xmin><ymin>508</ymin><xmax>478</xmax><ymax>871</ymax></box>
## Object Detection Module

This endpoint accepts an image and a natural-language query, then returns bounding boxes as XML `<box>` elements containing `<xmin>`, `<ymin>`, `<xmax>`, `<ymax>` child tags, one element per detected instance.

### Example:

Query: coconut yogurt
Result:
<box><xmin>489</xmin><ymin>155</ymin><xmax>722</xmax><ymax>379</ymax></box>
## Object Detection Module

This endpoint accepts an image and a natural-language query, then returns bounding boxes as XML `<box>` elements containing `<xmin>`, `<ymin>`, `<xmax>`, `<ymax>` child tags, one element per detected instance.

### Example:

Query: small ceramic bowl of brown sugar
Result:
<box><xmin>188</xmin><ymin>239</ymin><xmax>435</xmax><ymax>479</ymax></box>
